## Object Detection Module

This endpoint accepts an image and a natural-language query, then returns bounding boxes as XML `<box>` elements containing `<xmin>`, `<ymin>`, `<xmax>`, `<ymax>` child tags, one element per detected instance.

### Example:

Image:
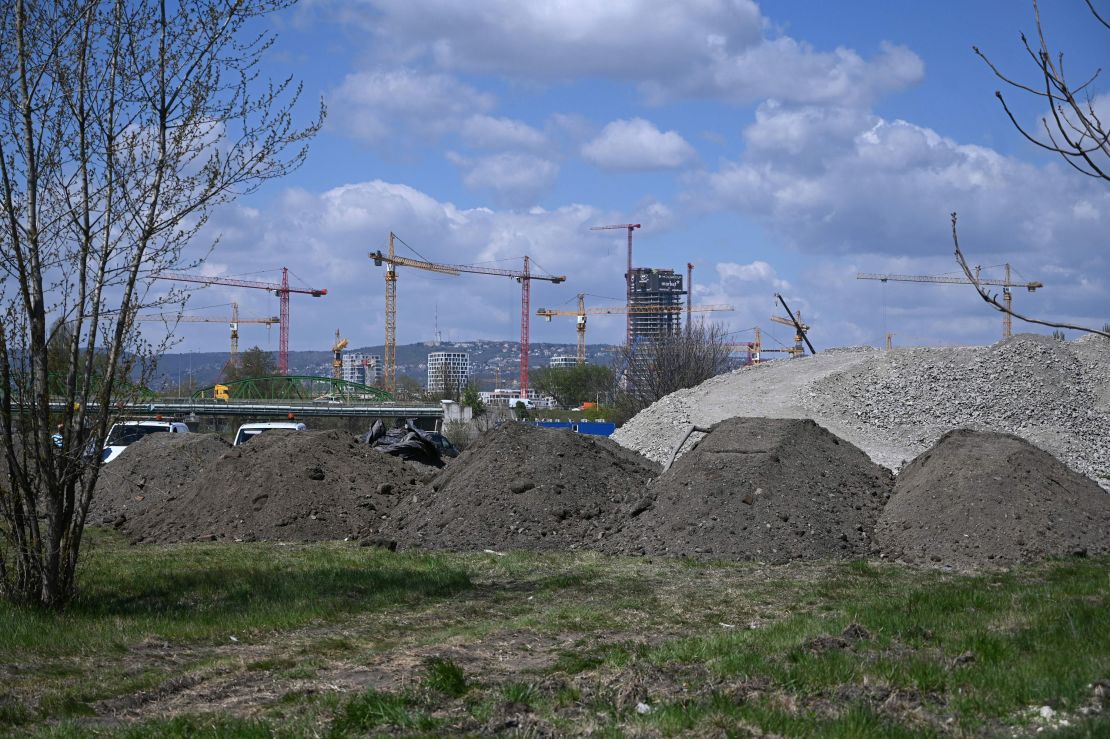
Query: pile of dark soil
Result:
<box><xmin>122</xmin><ymin>430</ymin><xmax>428</xmax><ymax>544</ymax></box>
<box><xmin>382</xmin><ymin>422</ymin><xmax>659</xmax><ymax>552</ymax></box>
<box><xmin>90</xmin><ymin>433</ymin><xmax>231</xmax><ymax>524</ymax></box>
<box><xmin>875</xmin><ymin>429</ymin><xmax>1110</xmax><ymax>568</ymax></box>
<box><xmin>603</xmin><ymin>417</ymin><xmax>893</xmax><ymax>563</ymax></box>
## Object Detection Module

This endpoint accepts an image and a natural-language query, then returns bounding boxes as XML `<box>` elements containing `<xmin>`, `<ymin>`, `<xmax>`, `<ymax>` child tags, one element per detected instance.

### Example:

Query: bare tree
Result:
<box><xmin>974</xmin><ymin>0</ymin><xmax>1109</xmax><ymax>181</ymax></box>
<box><xmin>614</xmin><ymin>320</ymin><xmax>733</xmax><ymax>420</ymax></box>
<box><xmin>0</xmin><ymin>0</ymin><xmax>322</xmax><ymax>607</ymax></box>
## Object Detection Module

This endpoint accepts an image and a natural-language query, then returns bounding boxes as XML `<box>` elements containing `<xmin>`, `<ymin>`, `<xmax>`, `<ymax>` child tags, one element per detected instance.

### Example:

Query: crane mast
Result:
<box><xmin>590</xmin><ymin>223</ymin><xmax>641</xmax><ymax>344</ymax></box>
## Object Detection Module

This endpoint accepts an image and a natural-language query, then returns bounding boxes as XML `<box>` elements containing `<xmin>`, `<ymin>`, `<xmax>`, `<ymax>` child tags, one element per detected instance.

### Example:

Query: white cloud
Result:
<box><xmin>334</xmin><ymin>1</ymin><xmax>921</xmax><ymax>107</ymax></box>
<box><xmin>447</xmin><ymin>152</ymin><xmax>560</xmax><ymax>207</ymax></box>
<box><xmin>460</xmin><ymin>115</ymin><xmax>548</xmax><ymax>150</ymax></box>
<box><xmin>685</xmin><ymin>102</ymin><xmax>1110</xmax><ymax>346</ymax></box>
<box><xmin>170</xmin><ymin>182</ymin><xmax>637</xmax><ymax>349</ymax></box>
<box><xmin>331</xmin><ymin>68</ymin><xmax>495</xmax><ymax>144</ymax></box>
<box><xmin>716</xmin><ymin>260</ymin><xmax>788</xmax><ymax>289</ymax></box>
<box><xmin>645</xmin><ymin>39</ymin><xmax>923</xmax><ymax>107</ymax></box>
<box><xmin>581</xmin><ymin>118</ymin><xmax>697</xmax><ymax>171</ymax></box>
<box><xmin>697</xmin><ymin>101</ymin><xmax>1110</xmax><ymax>263</ymax></box>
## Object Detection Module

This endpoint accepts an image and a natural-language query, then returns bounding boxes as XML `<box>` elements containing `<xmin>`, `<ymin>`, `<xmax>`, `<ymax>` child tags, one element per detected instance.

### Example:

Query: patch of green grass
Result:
<box><xmin>618</xmin><ymin>692</ymin><xmax>931</xmax><ymax>738</ymax></box>
<box><xmin>40</xmin><ymin>714</ymin><xmax>280</xmax><ymax>738</ymax></box>
<box><xmin>246</xmin><ymin>657</ymin><xmax>298</xmax><ymax>672</ymax></box>
<box><xmin>329</xmin><ymin>689</ymin><xmax>439</xmax><ymax>736</ymax></box>
<box><xmin>0</xmin><ymin>699</ymin><xmax>31</xmax><ymax>726</ymax></box>
<box><xmin>424</xmin><ymin>656</ymin><xmax>469</xmax><ymax>697</ymax></box>
<box><xmin>36</xmin><ymin>694</ymin><xmax>96</xmax><ymax>719</ymax></box>
<box><xmin>635</xmin><ymin>557</ymin><xmax>1110</xmax><ymax>734</ymax></box>
<box><xmin>501</xmin><ymin>681</ymin><xmax>538</xmax><ymax>707</ymax></box>
<box><xmin>0</xmin><ymin>529</ymin><xmax>471</xmax><ymax>662</ymax></box>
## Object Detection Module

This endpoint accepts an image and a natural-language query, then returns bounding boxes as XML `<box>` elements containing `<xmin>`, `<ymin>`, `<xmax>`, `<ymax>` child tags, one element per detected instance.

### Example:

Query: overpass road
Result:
<box><xmin>48</xmin><ymin>398</ymin><xmax>444</xmax><ymax>419</ymax></box>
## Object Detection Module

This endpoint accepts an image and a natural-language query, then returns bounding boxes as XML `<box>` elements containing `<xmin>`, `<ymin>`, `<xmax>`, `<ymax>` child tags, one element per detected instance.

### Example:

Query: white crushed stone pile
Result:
<box><xmin>612</xmin><ymin>333</ymin><xmax>1110</xmax><ymax>490</ymax></box>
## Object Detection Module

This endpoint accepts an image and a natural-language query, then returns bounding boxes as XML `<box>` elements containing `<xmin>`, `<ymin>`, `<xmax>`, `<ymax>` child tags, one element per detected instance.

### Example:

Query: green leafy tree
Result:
<box><xmin>461</xmin><ymin>383</ymin><xmax>485</xmax><ymax>417</ymax></box>
<box><xmin>0</xmin><ymin>0</ymin><xmax>321</xmax><ymax>608</ymax></box>
<box><xmin>223</xmin><ymin>346</ymin><xmax>278</xmax><ymax>383</ymax></box>
<box><xmin>533</xmin><ymin>364</ymin><xmax>614</xmax><ymax>408</ymax></box>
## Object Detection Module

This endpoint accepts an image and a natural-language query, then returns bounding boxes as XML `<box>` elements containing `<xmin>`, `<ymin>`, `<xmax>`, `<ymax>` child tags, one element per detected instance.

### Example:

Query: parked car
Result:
<box><xmin>423</xmin><ymin>431</ymin><xmax>460</xmax><ymax>458</ymax></box>
<box><xmin>102</xmin><ymin>419</ymin><xmax>189</xmax><ymax>463</ymax></box>
<box><xmin>233</xmin><ymin>421</ymin><xmax>307</xmax><ymax>446</ymax></box>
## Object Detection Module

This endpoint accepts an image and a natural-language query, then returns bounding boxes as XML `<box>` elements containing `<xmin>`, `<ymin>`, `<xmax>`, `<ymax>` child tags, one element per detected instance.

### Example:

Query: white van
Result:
<box><xmin>508</xmin><ymin>398</ymin><xmax>536</xmax><ymax>410</ymax></box>
<box><xmin>233</xmin><ymin>421</ymin><xmax>307</xmax><ymax>446</ymax></box>
<box><xmin>102</xmin><ymin>420</ymin><xmax>190</xmax><ymax>463</ymax></box>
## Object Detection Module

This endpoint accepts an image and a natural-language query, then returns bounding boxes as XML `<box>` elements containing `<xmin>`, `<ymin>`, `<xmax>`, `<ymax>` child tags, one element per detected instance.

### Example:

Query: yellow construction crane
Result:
<box><xmin>769</xmin><ymin>310</ymin><xmax>810</xmax><ymax>355</ymax></box>
<box><xmin>857</xmin><ymin>265</ymin><xmax>1043</xmax><ymax>339</ymax></box>
<box><xmin>370</xmin><ymin>232</ymin><xmax>565</xmax><ymax>395</ymax></box>
<box><xmin>728</xmin><ymin>327</ymin><xmax>804</xmax><ymax>365</ymax></box>
<box><xmin>536</xmin><ymin>293</ymin><xmax>734</xmax><ymax>365</ymax></box>
<box><xmin>135</xmin><ymin>302</ymin><xmax>279</xmax><ymax>368</ymax></box>
<box><xmin>332</xmin><ymin>329</ymin><xmax>349</xmax><ymax>380</ymax></box>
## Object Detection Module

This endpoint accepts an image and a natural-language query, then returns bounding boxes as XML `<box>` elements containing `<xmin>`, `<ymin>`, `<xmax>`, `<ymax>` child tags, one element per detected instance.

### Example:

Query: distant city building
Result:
<box><xmin>341</xmin><ymin>352</ymin><xmax>382</xmax><ymax>386</ymax></box>
<box><xmin>629</xmin><ymin>267</ymin><xmax>685</xmax><ymax>343</ymax></box>
<box><xmin>479</xmin><ymin>387</ymin><xmax>556</xmax><ymax>409</ymax></box>
<box><xmin>427</xmin><ymin>351</ymin><xmax>470</xmax><ymax>393</ymax></box>
<box><xmin>549</xmin><ymin>355</ymin><xmax>578</xmax><ymax>369</ymax></box>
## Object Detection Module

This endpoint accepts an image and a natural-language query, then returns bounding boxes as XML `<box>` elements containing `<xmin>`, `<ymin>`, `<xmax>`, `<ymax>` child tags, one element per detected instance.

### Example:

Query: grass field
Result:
<box><xmin>1</xmin><ymin>529</ymin><xmax>1107</xmax><ymax>736</ymax></box>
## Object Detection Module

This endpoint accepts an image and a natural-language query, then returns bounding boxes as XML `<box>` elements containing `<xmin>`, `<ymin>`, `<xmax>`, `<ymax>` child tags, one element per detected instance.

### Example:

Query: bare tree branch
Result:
<box><xmin>976</xmin><ymin>1</ymin><xmax>1110</xmax><ymax>181</ymax></box>
<box><xmin>951</xmin><ymin>213</ymin><xmax>1109</xmax><ymax>339</ymax></box>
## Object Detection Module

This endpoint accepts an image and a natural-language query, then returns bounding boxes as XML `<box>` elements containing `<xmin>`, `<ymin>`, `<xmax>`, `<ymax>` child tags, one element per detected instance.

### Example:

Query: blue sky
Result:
<box><xmin>156</xmin><ymin>0</ymin><xmax>1109</xmax><ymax>355</ymax></box>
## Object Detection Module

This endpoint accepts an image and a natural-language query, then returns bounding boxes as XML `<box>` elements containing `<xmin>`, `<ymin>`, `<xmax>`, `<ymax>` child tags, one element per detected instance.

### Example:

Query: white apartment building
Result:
<box><xmin>549</xmin><ymin>355</ymin><xmax>579</xmax><ymax>369</ymax></box>
<box><xmin>427</xmin><ymin>351</ymin><xmax>470</xmax><ymax>393</ymax></box>
<box><xmin>341</xmin><ymin>352</ymin><xmax>383</xmax><ymax>386</ymax></box>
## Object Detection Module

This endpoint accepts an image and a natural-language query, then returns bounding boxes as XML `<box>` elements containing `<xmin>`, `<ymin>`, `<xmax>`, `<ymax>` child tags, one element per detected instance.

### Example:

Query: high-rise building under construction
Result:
<box><xmin>629</xmin><ymin>267</ymin><xmax>686</xmax><ymax>342</ymax></box>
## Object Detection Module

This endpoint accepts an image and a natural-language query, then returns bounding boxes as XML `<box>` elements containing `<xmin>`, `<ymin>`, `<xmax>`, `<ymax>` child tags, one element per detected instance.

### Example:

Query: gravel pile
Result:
<box><xmin>876</xmin><ymin>429</ymin><xmax>1110</xmax><ymax>568</ymax></box>
<box><xmin>383</xmin><ymin>422</ymin><xmax>659</xmax><ymax>552</ymax></box>
<box><xmin>602</xmin><ymin>418</ymin><xmax>892</xmax><ymax>563</ymax></box>
<box><xmin>90</xmin><ymin>433</ymin><xmax>231</xmax><ymax>524</ymax></box>
<box><xmin>122</xmin><ymin>430</ymin><xmax>426</xmax><ymax>544</ymax></box>
<box><xmin>613</xmin><ymin>334</ymin><xmax>1110</xmax><ymax>490</ymax></box>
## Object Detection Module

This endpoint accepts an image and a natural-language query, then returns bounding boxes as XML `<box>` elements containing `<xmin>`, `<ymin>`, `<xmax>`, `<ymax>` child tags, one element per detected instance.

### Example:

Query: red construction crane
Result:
<box><xmin>135</xmin><ymin>302</ymin><xmax>279</xmax><ymax>368</ymax></box>
<box><xmin>590</xmin><ymin>223</ymin><xmax>641</xmax><ymax>344</ymax></box>
<box><xmin>154</xmin><ymin>268</ymin><xmax>327</xmax><ymax>374</ymax></box>
<box><xmin>370</xmin><ymin>233</ymin><xmax>565</xmax><ymax>397</ymax></box>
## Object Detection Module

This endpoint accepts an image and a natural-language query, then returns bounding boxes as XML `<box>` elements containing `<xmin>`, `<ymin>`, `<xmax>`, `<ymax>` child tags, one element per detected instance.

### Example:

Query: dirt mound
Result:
<box><xmin>122</xmin><ymin>430</ymin><xmax>429</xmax><ymax>544</ymax></box>
<box><xmin>876</xmin><ymin>429</ymin><xmax>1110</xmax><ymax>568</ymax></box>
<box><xmin>603</xmin><ymin>418</ymin><xmax>893</xmax><ymax>563</ymax></box>
<box><xmin>90</xmin><ymin>433</ymin><xmax>231</xmax><ymax>524</ymax></box>
<box><xmin>382</xmin><ymin>422</ymin><xmax>659</xmax><ymax>552</ymax></box>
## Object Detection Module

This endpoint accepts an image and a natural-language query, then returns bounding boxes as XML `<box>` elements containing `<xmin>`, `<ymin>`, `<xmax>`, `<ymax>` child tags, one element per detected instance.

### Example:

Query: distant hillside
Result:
<box><xmin>151</xmin><ymin>340</ymin><xmax>619</xmax><ymax>391</ymax></box>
